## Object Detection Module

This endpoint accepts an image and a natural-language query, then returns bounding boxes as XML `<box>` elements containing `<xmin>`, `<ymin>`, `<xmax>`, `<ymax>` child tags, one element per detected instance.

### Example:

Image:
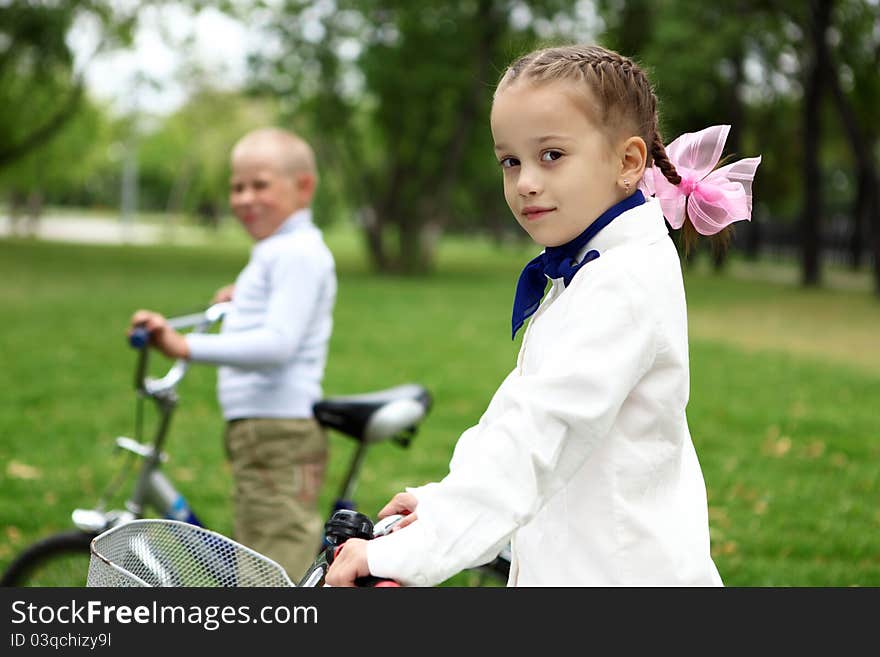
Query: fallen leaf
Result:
<box><xmin>772</xmin><ymin>437</ymin><xmax>792</xmax><ymax>457</ymax></box>
<box><xmin>6</xmin><ymin>461</ymin><xmax>41</xmax><ymax>480</ymax></box>
<box><xmin>805</xmin><ymin>441</ymin><xmax>826</xmax><ymax>458</ymax></box>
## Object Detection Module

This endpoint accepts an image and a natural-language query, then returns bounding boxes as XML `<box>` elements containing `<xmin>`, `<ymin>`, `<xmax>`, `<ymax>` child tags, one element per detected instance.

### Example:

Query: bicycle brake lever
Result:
<box><xmin>372</xmin><ymin>514</ymin><xmax>406</xmax><ymax>537</ymax></box>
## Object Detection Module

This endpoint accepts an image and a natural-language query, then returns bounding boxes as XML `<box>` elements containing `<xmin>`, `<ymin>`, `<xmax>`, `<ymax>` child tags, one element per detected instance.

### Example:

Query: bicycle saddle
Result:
<box><xmin>313</xmin><ymin>383</ymin><xmax>432</xmax><ymax>445</ymax></box>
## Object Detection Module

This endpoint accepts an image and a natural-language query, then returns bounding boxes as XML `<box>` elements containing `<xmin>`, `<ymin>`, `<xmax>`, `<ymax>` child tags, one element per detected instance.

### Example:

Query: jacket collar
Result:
<box><xmin>574</xmin><ymin>197</ymin><xmax>668</xmax><ymax>264</ymax></box>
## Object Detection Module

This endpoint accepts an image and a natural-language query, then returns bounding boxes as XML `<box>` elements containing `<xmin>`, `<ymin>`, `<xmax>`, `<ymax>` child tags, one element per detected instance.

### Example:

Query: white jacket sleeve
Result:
<box><xmin>367</xmin><ymin>272</ymin><xmax>658</xmax><ymax>586</ymax></box>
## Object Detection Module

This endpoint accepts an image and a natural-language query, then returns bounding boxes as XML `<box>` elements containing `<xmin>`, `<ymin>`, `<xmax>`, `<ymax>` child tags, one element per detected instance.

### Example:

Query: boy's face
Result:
<box><xmin>490</xmin><ymin>80</ymin><xmax>624</xmax><ymax>247</ymax></box>
<box><xmin>229</xmin><ymin>149</ymin><xmax>305</xmax><ymax>241</ymax></box>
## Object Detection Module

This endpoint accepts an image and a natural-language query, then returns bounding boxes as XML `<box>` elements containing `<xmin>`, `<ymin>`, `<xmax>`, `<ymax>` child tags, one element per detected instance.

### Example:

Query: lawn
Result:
<box><xmin>1</xmin><ymin>229</ymin><xmax>878</xmax><ymax>587</ymax></box>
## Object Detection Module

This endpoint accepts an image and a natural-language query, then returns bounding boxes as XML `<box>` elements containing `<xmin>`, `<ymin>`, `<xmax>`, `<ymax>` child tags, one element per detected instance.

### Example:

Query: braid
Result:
<box><xmin>650</xmin><ymin>131</ymin><xmax>680</xmax><ymax>185</ymax></box>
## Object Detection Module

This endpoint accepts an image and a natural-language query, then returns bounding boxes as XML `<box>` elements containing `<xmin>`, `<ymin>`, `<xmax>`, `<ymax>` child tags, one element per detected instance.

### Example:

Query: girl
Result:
<box><xmin>327</xmin><ymin>44</ymin><xmax>758</xmax><ymax>586</ymax></box>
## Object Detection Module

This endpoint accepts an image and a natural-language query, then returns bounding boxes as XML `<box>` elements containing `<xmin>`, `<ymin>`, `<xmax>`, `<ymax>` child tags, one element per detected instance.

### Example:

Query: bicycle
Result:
<box><xmin>0</xmin><ymin>302</ymin><xmax>434</xmax><ymax>587</ymax></box>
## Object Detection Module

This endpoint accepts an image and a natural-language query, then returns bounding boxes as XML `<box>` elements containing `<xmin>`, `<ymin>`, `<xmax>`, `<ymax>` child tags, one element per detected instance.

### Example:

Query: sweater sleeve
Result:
<box><xmin>186</xmin><ymin>245</ymin><xmax>329</xmax><ymax>367</ymax></box>
<box><xmin>366</xmin><ymin>273</ymin><xmax>657</xmax><ymax>586</ymax></box>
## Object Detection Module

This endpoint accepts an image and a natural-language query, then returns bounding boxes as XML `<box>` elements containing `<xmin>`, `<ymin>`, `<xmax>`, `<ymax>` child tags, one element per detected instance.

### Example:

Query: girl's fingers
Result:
<box><xmin>378</xmin><ymin>492</ymin><xmax>418</xmax><ymax>518</ymax></box>
<box><xmin>392</xmin><ymin>513</ymin><xmax>417</xmax><ymax>531</ymax></box>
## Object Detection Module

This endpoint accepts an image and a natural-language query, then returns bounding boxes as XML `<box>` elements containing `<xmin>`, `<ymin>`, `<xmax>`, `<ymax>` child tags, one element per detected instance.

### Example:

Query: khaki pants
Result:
<box><xmin>224</xmin><ymin>417</ymin><xmax>327</xmax><ymax>581</ymax></box>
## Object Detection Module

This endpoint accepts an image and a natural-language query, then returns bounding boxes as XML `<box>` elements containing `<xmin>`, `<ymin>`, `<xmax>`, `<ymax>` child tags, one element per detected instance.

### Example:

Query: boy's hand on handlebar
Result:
<box><xmin>212</xmin><ymin>284</ymin><xmax>235</xmax><ymax>304</ymax></box>
<box><xmin>129</xmin><ymin>310</ymin><xmax>191</xmax><ymax>360</ymax></box>
<box><xmin>325</xmin><ymin>538</ymin><xmax>371</xmax><ymax>587</ymax></box>
<box><xmin>378</xmin><ymin>492</ymin><xmax>419</xmax><ymax>531</ymax></box>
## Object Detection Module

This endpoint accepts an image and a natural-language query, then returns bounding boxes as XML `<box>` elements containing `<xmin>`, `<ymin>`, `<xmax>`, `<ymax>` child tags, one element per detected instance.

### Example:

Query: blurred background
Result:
<box><xmin>1</xmin><ymin>0</ymin><xmax>878</xmax><ymax>587</ymax></box>
<box><xmin>1</xmin><ymin>0</ymin><xmax>878</xmax><ymax>284</ymax></box>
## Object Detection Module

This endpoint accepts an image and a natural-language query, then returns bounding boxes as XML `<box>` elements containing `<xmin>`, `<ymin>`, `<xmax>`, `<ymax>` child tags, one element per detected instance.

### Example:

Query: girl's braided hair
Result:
<box><xmin>496</xmin><ymin>44</ymin><xmax>708</xmax><ymax>251</ymax></box>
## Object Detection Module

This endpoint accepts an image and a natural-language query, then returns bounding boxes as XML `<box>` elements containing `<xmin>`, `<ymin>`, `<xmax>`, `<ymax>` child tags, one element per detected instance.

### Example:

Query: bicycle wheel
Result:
<box><xmin>0</xmin><ymin>530</ymin><xmax>96</xmax><ymax>587</ymax></box>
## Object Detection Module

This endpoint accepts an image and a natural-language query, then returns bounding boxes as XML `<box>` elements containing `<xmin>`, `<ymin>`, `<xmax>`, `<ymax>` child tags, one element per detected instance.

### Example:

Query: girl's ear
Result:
<box><xmin>619</xmin><ymin>136</ymin><xmax>647</xmax><ymax>186</ymax></box>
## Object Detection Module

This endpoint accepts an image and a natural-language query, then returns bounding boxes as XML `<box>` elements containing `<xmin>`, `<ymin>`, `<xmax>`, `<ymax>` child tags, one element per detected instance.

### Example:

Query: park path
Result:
<box><xmin>0</xmin><ymin>213</ymin><xmax>199</xmax><ymax>245</ymax></box>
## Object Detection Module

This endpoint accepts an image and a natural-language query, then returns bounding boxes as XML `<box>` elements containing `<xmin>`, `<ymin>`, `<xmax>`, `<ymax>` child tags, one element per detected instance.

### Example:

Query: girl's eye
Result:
<box><xmin>541</xmin><ymin>150</ymin><xmax>563</xmax><ymax>162</ymax></box>
<box><xmin>499</xmin><ymin>156</ymin><xmax>519</xmax><ymax>168</ymax></box>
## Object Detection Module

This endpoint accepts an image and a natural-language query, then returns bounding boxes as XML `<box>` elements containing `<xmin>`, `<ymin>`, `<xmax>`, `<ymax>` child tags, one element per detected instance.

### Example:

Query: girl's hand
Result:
<box><xmin>128</xmin><ymin>310</ymin><xmax>190</xmax><ymax>360</ymax></box>
<box><xmin>378</xmin><ymin>492</ymin><xmax>419</xmax><ymax>531</ymax></box>
<box><xmin>325</xmin><ymin>538</ymin><xmax>370</xmax><ymax>587</ymax></box>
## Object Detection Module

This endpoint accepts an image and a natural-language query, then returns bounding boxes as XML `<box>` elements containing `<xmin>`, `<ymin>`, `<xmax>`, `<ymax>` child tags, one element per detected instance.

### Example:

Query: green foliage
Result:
<box><xmin>0</xmin><ymin>96</ymin><xmax>114</xmax><ymax>200</ymax></box>
<box><xmin>136</xmin><ymin>90</ymin><xmax>280</xmax><ymax>221</ymax></box>
<box><xmin>0</xmin><ymin>0</ymin><xmax>137</xmax><ymax>170</ymax></box>
<box><xmin>2</xmin><ymin>1</ymin><xmax>878</xmax><ymax>285</ymax></box>
<box><xmin>1</xmin><ymin>234</ymin><xmax>879</xmax><ymax>586</ymax></box>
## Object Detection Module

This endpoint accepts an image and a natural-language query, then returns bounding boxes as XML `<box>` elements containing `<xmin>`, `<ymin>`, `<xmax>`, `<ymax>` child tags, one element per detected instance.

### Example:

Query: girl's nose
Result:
<box><xmin>516</xmin><ymin>166</ymin><xmax>541</xmax><ymax>196</ymax></box>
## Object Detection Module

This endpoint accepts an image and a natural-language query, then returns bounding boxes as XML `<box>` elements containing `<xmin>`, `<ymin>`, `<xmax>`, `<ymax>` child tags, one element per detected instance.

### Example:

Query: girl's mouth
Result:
<box><xmin>522</xmin><ymin>207</ymin><xmax>555</xmax><ymax>221</ymax></box>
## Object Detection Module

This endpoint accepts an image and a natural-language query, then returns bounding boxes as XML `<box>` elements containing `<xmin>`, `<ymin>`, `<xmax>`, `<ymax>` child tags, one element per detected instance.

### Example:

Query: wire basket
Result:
<box><xmin>87</xmin><ymin>519</ymin><xmax>295</xmax><ymax>587</ymax></box>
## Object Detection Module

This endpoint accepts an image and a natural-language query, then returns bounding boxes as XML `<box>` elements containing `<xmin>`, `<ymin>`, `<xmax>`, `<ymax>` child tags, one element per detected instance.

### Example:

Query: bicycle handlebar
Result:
<box><xmin>129</xmin><ymin>325</ymin><xmax>150</xmax><ymax>349</ymax></box>
<box><xmin>297</xmin><ymin>510</ymin><xmax>405</xmax><ymax>587</ymax></box>
<box><xmin>130</xmin><ymin>302</ymin><xmax>232</xmax><ymax>397</ymax></box>
<box><xmin>340</xmin><ymin>513</ymin><xmax>404</xmax><ymax>586</ymax></box>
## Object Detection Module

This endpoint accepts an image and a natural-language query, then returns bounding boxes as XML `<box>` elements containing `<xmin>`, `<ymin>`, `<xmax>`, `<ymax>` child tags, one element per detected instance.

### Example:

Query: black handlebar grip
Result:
<box><xmin>129</xmin><ymin>325</ymin><xmax>150</xmax><ymax>349</ymax></box>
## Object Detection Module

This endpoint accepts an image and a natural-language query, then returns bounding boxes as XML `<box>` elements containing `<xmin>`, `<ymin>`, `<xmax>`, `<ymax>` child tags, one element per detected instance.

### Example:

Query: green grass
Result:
<box><xmin>1</xmin><ymin>230</ymin><xmax>878</xmax><ymax>587</ymax></box>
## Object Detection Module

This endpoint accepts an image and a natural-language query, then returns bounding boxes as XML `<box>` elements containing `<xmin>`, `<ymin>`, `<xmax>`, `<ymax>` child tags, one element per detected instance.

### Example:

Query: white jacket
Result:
<box><xmin>367</xmin><ymin>198</ymin><xmax>722</xmax><ymax>586</ymax></box>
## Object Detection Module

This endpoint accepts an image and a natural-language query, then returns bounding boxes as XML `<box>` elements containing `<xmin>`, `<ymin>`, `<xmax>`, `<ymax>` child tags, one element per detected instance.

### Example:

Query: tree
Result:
<box><xmin>0</xmin><ymin>95</ymin><xmax>114</xmax><ymax>233</ymax></box>
<box><xmin>601</xmin><ymin>0</ymin><xmax>798</xmax><ymax>269</ymax></box>
<box><xmin>826</xmin><ymin>0</ymin><xmax>880</xmax><ymax>293</ymax></box>
<box><xmin>0</xmin><ymin>1</ymin><xmax>137</xmax><ymax>170</ymax></box>
<box><xmin>137</xmin><ymin>90</ymin><xmax>280</xmax><ymax>225</ymax></box>
<box><xmin>799</xmin><ymin>0</ymin><xmax>832</xmax><ymax>287</ymax></box>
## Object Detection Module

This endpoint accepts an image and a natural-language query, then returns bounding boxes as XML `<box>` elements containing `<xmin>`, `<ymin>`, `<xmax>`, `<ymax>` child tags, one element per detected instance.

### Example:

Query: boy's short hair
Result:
<box><xmin>232</xmin><ymin>127</ymin><xmax>317</xmax><ymax>177</ymax></box>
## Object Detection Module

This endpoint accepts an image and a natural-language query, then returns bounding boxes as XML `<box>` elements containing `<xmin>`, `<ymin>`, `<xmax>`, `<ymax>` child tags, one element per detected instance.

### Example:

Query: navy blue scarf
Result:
<box><xmin>511</xmin><ymin>190</ymin><xmax>646</xmax><ymax>339</ymax></box>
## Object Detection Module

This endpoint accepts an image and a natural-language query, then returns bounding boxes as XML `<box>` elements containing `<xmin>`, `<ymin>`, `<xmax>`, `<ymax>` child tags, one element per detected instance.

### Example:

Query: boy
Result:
<box><xmin>129</xmin><ymin>127</ymin><xmax>337</xmax><ymax>579</ymax></box>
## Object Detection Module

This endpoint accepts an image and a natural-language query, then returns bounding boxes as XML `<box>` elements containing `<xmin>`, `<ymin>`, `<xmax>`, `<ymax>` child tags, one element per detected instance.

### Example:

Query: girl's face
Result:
<box><xmin>490</xmin><ymin>80</ymin><xmax>625</xmax><ymax>247</ymax></box>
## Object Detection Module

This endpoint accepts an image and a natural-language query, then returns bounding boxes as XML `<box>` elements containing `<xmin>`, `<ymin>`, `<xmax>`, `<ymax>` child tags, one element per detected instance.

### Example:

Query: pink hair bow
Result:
<box><xmin>640</xmin><ymin>125</ymin><xmax>762</xmax><ymax>235</ymax></box>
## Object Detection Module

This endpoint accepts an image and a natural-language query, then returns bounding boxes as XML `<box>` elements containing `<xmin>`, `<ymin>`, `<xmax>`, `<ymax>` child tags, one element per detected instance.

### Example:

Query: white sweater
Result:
<box><xmin>187</xmin><ymin>209</ymin><xmax>337</xmax><ymax>420</ymax></box>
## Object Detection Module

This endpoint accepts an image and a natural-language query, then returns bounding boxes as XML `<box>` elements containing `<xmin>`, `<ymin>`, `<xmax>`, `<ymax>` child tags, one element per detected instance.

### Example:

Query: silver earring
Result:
<box><xmin>623</xmin><ymin>179</ymin><xmax>631</xmax><ymax>193</ymax></box>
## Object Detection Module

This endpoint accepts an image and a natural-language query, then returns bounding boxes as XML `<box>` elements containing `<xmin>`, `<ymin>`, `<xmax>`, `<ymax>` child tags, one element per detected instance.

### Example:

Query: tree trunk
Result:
<box><xmin>26</xmin><ymin>190</ymin><xmax>43</xmax><ymax>237</ymax></box>
<box><xmin>398</xmin><ymin>213</ymin><xmax>424</xmax><ymax>274</ymax></box>
<box><xmin>359</xmin><ymin>205</ymin><xmax>386</xmax><ymax>271</ymax></box>
<box><xmin>411</xmin><ymin>0</ymin><xmax>504</xmax><ymax>272</ymax></box>
<box><xmin>848</xmin><ymin>170</ymin><xmax>868</xmax><ymax>269</ymax></box>
<box><xmin>823</xmin><ymin>42</ymin><xmax>878</xmax><ymax>278</ymax></box>
<box><xmin>801</xmin><ymin>0</ymin><xmax>832</xmax><ymax>287</ymax></box>
<box><xmin>744</xmin><ymin>217</ymin><xmax>761</xmax><ymax>260</ymax></box>
<box><xmin>867</xmin><ymin>169</ymin><xmax>880</xmax><ymax>297</ymax></box>
<box><xmin>8</xmin><ymin>190</ymin><xmax>26</xmax><ymax>236</ymax></box>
